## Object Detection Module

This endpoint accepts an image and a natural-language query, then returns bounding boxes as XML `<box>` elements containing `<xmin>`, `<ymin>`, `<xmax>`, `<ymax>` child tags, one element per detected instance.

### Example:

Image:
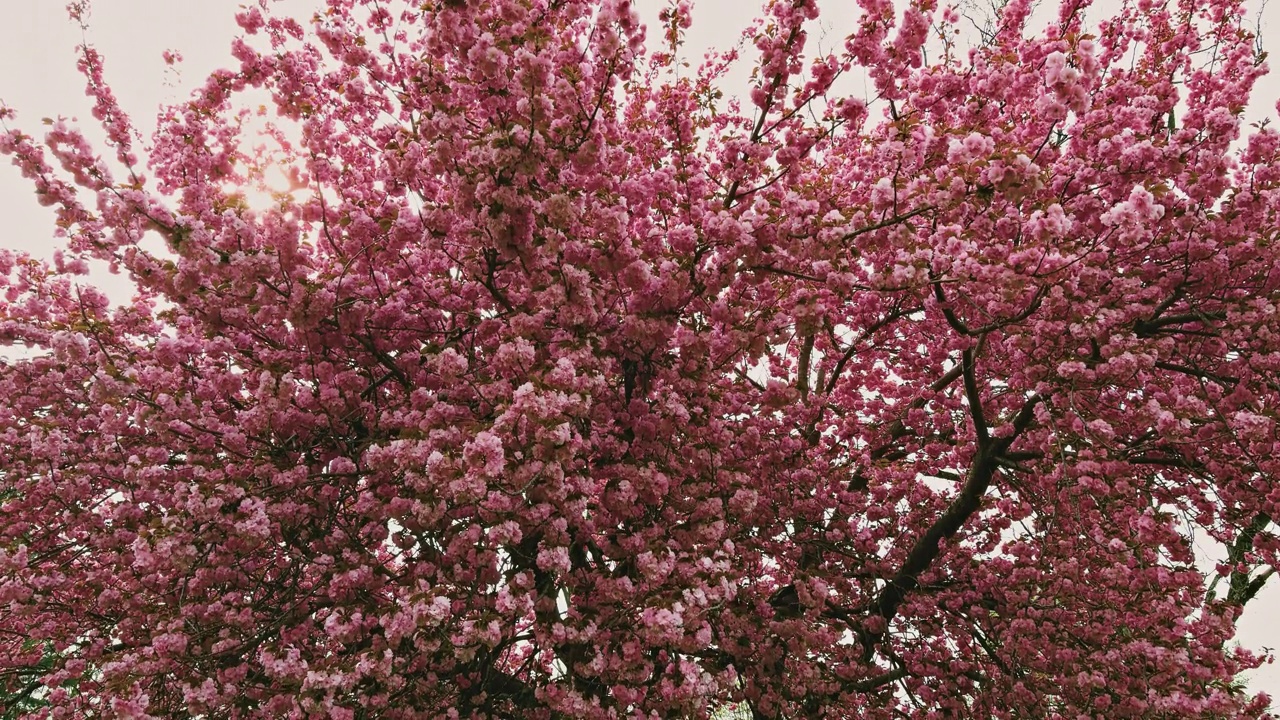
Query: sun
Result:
<box><xmin>222</xmin><ymin>99</ymin><xmax>313</xmax><ymax>214</ymax></box>
<box><xmin>238</xmin><ymin>160</ymin><xmax>311</xmax><ymax>214</ymax></box>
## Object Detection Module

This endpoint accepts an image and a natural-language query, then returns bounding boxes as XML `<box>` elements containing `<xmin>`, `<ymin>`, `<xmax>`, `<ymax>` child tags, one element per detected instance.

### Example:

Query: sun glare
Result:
<box><xmin>238</xmin><ymin>160</ymin><xmax>311</xmax><ymax>213</ymax></box>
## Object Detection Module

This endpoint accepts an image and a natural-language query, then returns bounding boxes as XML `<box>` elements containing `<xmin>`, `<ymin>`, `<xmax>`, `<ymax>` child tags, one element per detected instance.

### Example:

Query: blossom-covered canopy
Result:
<box><xmin>2</xmin><ymin>0</ymin><xmax>1280</xmax><ymax>717</ymax></box>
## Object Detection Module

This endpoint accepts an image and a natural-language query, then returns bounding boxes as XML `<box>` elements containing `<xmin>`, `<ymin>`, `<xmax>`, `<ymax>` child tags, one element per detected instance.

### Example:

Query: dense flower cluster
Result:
<box><xmin>2</xmin><ymin>0</ymin><xmax>1280</xmax><ymax>717</ymax></box>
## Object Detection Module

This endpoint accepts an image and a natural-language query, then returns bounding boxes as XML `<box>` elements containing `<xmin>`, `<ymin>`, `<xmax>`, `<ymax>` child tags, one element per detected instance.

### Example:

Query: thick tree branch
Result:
<box><xmin>865</xmin><ymin>448</ymin><xmax>1000</xmax><ymax>660</ymax></box>
<box><xmin>841</xmin><ymin>205</ymin><xmax>936</xmax><ymax>244</ymax></box>
<box><xmin>1225</xmin><ymin>512</ymin><xmax>1275</xmax><ymax>606</ymax></box>
<box><xmin>851</xmin><ymin>667</ymin><xmax>910</xmax><ymax>692</ymax></box>
<box><xmin>932</xmin><ymin>280</ymin><xmax>1047</xmax><ymax>337</ymax></box>
<box><xmin>797</xmin><ymin>332</ymin><xmax>815</xmax><ymax>400</ymax></box>
<box><xmin>1134</xmin><ymin>311</ymin><xmax>1227</xmax><ymax>338</ymax></box>
<box><xmin>961</xmin><ymin>346</ymin><xmax>990</xmax><ymax>445</ymax></box>
<box><xmin>1153</xmin><ymin>360</ymin><xmax>1238</xmax><ymax>387</ymax></box>
<box><xmin>863</xmin><ymin>381</ymin><xmax>1043</xmax><ymax>660</ymax></box>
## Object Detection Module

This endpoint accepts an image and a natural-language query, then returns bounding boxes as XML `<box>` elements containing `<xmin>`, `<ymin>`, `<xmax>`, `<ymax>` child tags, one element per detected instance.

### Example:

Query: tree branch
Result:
<box><xmin>863</xmin><ymin>384</ymin><xmax>1043</xmax><ymax>660</ymax></box>
<box><xmin>841</xmin><ymin>205</ymin><xmax>936</xmax><ymax>244</ymax></box>
<box><xmin>960</xmin><ymin>346</ymin><xmax>989</xmax><ymax>446</ymax></box>
<box><xmin>823</xmin><ymin>305</ymin><xmax>921</xmax><ymax>395</ymax></box>
<box><xmin>850</xmin><ymin>667</ymin><xmax>910</xmax><ymax>692</ymax></box>
<box><xmin>1225</xmin><ymin>512</ymin><xmax>1274</xmax><ymax>606</ymax></box>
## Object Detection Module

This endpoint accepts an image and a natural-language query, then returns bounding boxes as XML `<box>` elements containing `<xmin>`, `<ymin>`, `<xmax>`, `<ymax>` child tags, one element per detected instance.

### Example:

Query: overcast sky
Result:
<box><xmin>2</xmin><ymin>0</ymin><xmax>1279</xmax><ymax>703</ymax></box>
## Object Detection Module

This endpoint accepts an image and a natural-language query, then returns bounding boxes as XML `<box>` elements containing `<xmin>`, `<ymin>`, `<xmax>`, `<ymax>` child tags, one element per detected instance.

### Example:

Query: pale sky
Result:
<box><xmin>1</xmin><ymin>0</ymin><xmax>1279</xmax><ymax>703</ymax></box>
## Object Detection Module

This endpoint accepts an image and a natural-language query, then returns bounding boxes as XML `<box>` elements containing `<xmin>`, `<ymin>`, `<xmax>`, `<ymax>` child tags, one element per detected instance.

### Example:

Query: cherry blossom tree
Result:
<box><xmin>3</xmin><ymin>0</ymin><xmax>1280</xmax><ymax>716</ymax></box>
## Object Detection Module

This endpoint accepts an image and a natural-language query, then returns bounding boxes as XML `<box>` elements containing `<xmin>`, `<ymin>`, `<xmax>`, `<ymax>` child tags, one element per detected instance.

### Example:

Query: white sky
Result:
<box><xmin>1</xmin><ymin>0</ymin><xmax>1279</xmax><ymax>703</ymax></box>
